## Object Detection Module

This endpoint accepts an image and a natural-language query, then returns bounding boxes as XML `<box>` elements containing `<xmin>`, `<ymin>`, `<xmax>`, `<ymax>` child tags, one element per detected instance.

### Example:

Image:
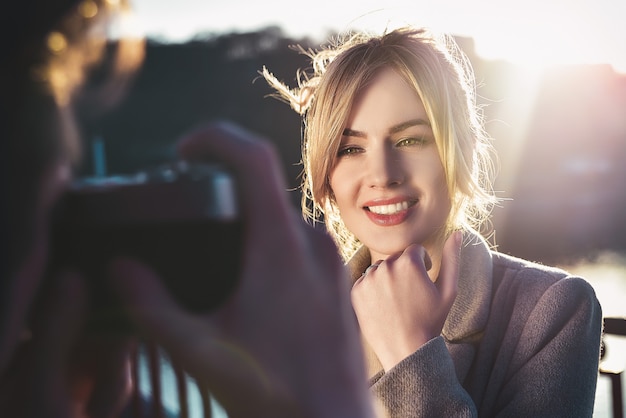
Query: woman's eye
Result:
<box><xmin>337</xmin><ymin>146</ymin><xmax>362</xmax><ymax>157</ymax></box>
<box><xmin>396</xmin><ymin>136</ymin><xmax>428</xmax><ymax>147</ymax></box>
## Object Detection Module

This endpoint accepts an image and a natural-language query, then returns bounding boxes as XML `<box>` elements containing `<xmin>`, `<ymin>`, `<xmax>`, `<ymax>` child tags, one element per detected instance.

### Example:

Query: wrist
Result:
<box><xmin>378</xmin><ymin>332</ymin><xmax>437</xmax><ymax>371</ymax></box>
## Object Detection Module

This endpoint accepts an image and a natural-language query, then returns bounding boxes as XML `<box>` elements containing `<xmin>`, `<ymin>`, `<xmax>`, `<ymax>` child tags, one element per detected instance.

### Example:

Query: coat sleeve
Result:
<box><xmin>370</xmin><ymin>336</ymin><xmax>477</xmax><ymax>417</ymax></box>
<box><xmin>492</xmin><ymin>275</ymin><xmax>603</xmax><ymax>417</ymax></box>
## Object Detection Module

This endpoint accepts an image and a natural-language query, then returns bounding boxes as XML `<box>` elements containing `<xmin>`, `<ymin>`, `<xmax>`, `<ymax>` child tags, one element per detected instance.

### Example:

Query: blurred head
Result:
<box><xmin>0</xmin><ymin>0</ymin><xmax>143</xmax><ymax>369</ymax></box>
<box><xmin>265</xmin><ymin>27</ymin><xmax>498</xmax><ymax>260</ymax></box>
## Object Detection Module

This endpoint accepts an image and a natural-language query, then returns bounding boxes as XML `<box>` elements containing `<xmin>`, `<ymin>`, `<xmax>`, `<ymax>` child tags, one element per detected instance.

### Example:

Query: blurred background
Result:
<box><xmin>78</xmin><ymin>1</ymin><xmax>626</xmax><ymax>416</ymax></box>
<box><xmin>81</xmin><ymin>0</ymin><xmax>626</xmax><ymax>265</ymax></box>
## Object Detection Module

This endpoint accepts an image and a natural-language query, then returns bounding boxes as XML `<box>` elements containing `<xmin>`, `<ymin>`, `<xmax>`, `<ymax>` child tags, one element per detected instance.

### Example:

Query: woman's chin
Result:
<box><xmin>367</xmin><ymin>243</ymin><xmax>415</xmax><ymax>260</ymax></box>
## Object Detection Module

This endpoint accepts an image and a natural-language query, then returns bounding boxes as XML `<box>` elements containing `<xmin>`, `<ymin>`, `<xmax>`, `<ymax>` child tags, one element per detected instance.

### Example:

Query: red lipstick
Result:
<box><xmin>363</xmin><ymin>197</ymin><xmax>417</xmax><ymax>226</ymax></box>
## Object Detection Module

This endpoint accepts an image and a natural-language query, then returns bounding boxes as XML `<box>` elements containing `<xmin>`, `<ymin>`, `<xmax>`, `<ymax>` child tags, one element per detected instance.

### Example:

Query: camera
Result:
<box><xmin>50</xmin><ymin>161</ymin><xmax>243</xmax><ymax>332</ymax></box>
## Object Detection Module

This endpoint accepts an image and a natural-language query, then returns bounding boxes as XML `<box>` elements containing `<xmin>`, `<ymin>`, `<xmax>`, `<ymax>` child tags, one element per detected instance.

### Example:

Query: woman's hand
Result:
<box><xmin>351</xmin><ymin>231</ymin><xmax>462</xmax><ymax>371</ymax></box>
<box><xmin>109</xmin><ymin>122</ymin><xmax>375</xmax><ymax>418</ymax></box>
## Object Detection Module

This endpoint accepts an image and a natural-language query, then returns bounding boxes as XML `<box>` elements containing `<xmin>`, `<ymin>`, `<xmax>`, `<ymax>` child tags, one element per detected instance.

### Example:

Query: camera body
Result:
<box><xmin>50</xmin><ymin>161</ymin><xmax>242</xmax><ymax>331</ymax></box>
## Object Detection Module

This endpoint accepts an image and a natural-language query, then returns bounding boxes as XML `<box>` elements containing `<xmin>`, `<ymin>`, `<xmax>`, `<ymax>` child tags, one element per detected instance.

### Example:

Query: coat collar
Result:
<box><xmin>347</xmin><ymin>229</ymin><xmax>493</xmax><ymax>343</ymax></box>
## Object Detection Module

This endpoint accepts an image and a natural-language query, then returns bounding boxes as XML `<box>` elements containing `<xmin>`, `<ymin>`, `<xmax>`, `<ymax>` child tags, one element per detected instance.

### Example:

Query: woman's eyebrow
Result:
<box><xmin>342</xmin><ymin>118</ymin><xmax>431</xmax><ymax>138</ymax></box>
<box><xmin>342</xmin><ymin>128</ymin><xmax>366</xmax><ymax>138</ymax></box>
<box><xmin>389</xmin><ymin>118</ymin><xmax>431</xmax><ymax>134</ymax></box>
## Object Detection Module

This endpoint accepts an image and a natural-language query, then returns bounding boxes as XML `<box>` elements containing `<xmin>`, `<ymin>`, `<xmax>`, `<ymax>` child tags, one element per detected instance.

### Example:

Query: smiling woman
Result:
<box><xmin>329</xmin><ymin>68</ymin><xmax>451</xmax><ymax>263</ymax></box>
<box><xmin>264</xmin><ymin>26</ymin><xmax>604</xmax><ymax>417</ymax></box>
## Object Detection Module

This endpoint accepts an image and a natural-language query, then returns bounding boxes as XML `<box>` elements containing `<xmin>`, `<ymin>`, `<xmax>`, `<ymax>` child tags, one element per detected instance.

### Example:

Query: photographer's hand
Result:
<box><xmin>0</xmin><ymin>161</ymin><xmax>132</xmax><ymax>418</ymax></box>
<box><xmin>109</xmin><ymin>122</ymin><xmax>375</xmax><ymax>418</ymax></box>
<box><xmin>0</xmin><ymin>269</ymin><xmax>133</xmax><ymax>418</ymax></box>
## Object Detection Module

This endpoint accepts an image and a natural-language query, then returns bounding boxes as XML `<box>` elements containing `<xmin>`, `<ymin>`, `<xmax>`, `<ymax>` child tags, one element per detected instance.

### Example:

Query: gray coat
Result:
<box><xmin>348</xmin><ymin>231</ymin><xmax>603</xmax><ymax>417</ymax></box>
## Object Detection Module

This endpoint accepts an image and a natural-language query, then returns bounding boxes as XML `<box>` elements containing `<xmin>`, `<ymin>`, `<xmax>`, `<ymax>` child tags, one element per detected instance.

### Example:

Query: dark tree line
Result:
<box><xmin>77</xmin><ymin>27</ymin><xmax>312</xmax><ymax>206</ymax></box>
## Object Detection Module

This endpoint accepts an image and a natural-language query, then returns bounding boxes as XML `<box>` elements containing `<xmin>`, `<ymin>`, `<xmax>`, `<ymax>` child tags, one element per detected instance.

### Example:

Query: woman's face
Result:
<box><xmin>329</xmin><ymin>68</ymin><xmax>451</xmax><ymax>261</ymax></box>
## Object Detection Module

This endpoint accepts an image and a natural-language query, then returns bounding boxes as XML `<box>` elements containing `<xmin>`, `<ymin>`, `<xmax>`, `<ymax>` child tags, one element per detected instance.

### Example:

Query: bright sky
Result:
<box><xmin>129</xmin><ymin>0</ymin><xmax>626</xmax><ymax>72</ymax></box>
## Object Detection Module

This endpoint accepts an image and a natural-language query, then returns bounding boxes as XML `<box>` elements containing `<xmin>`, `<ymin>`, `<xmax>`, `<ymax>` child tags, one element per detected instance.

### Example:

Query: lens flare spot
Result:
<box><xmin>79</xmin><ymin>0</ymin><xmax>99</xmax><ymax>19</ymax></box>
<box><xmin>46</xmin><ymin>31</ymin><xmax>67</xmax><ymax>54</ymax></box>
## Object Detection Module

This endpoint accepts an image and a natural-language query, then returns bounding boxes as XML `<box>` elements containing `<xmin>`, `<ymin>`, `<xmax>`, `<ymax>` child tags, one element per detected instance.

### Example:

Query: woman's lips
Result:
<box><xmin>363</xmin><ymin>199</ymin><xmax>417</xmax><ymax>226</ymax></box>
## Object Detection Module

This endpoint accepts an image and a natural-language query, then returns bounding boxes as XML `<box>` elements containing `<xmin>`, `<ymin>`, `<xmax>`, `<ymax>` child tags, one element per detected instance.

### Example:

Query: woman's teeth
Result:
<box><xmin>368</xmin><ymin>201</ymin><xmax>410</xmax><ymax>215</ymax></box>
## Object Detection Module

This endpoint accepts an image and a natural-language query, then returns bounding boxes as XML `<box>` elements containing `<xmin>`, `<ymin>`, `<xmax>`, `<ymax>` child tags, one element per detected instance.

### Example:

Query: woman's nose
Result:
<box><xmin>366</xmin><ymin>147</ymin><xmax>404</xmax><ymax>188</ymax></box>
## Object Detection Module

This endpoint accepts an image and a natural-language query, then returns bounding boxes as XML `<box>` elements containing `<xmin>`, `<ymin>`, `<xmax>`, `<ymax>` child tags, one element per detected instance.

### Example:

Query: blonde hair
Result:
<box><xmin>264</xmin><ymin>27</ymin><xmax>498</xmax><ymax>260</ymax></box>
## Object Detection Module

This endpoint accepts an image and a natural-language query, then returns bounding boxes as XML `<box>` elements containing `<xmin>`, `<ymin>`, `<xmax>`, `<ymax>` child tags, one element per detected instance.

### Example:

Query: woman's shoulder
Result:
<box><xmin>486</xmin><ymin>251</ymin><xmax>602</xmax><ymax>344</ymax></box>
<box><xmin>491</xmin><ymin>250</ymin><xmax>565</xmax><ymax>276</ymax></box>
<box><xmin>489</xmin><ymin>250</ymin><xmax>598</xmax><ymax>302</ymax></box>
